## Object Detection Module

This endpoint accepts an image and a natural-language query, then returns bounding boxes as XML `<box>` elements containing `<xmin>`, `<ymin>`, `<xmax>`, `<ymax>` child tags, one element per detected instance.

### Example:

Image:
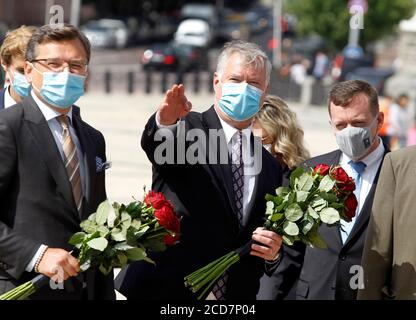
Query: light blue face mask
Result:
<box><xmin>33</xmin><ymin>66</ymin><xmax>86</xmax><ymax>108</ymax></box>
<box><xmin>10</xmin><ymin>71</ymin><xmax>31</xmax><ymax>98</ymax></box>
<box><xmin>218</xmin><ymin>82</ymin><xmax>263</xmax><ymax>121</ymax></box>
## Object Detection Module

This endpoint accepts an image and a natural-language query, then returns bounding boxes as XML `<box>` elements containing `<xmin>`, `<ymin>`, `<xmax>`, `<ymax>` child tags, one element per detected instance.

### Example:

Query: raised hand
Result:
<box><xmin>158</xmin><ymin>84</ymin><xmax>192</xmax><ymax>125</ymax></box>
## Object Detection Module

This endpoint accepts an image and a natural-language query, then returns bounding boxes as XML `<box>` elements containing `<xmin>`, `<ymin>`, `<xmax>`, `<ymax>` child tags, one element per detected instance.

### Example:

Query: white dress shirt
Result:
<box><xmin>25</xmin><ymin>91</ymin><xmax>86</xmax><ymax>272</ymax></box>
<box><xmin>4</xmin><ymin>85</ymin><xmax>17</xmax><ymax>109</ymax></box>
<box><xmin>339</xmin><ymin>138</ymin><xmax>385</xmax><ymax>241</ymax></box>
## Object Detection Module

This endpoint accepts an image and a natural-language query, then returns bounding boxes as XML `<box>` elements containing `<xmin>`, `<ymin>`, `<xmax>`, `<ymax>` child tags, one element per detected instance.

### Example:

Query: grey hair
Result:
<box><xmin>216</xmin><ymin>40</ymin><xmax>272</xmax><ymax>84</ymax></box>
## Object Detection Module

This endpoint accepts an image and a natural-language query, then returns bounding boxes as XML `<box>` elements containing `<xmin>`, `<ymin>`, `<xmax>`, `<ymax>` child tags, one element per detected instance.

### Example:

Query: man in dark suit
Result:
<box><xmin>116</xmin><ymin>41</ymin><xmax>283</xmax><ymax>300</ymax></box>
<box><xmin>0</xmin><ymin>25</ymin><xmax>114</xmax><ymax>299</ymax></box>
<box><xmin>259</xmin><ymin>80</ymin><xmax>389</xmax><ymax>300</ymax></box>
<box><xmin>0</xmin><ymin>26</ymin><xmax>37</xmax><ymax>110</ymax></box>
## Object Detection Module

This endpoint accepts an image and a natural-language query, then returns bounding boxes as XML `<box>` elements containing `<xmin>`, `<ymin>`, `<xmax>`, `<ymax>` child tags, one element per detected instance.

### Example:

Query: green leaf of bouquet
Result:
<box><xmin>111</xmin><ymin>228</ymin><xmax>126</xmax><ymax>242</ymax></box>
<box><xmin>271</xmin><ymin>213</ymin><xmax>284</xmax><ymax>222</ymax></box>
<box><xmin>320</xmin><ymin>207</ymin><xmax>341</xmax><ymax>224</ymax></box>
<box><xmin>117</xmin><ymin>252</ymin><xmax>128</xmax><ymax>267</ymax></box>
<box><xmin>310</xmin><ymin>197</ymin><xmax>327</xmax><ymax>212</ymax></box>
<box><xmin>307</xmin><ymin>206</ymin><xmax>319</xmax><ymax>219</ymax></box>
<box><xmin>296</xmin><ymin>190</ymin><xmax>309</xmax><ymax>203</ymax></box>
<box><xmin>99</xmin><ymin>263</ymin><xmax>113</xmax><ymax>275</ymax></box>
<box><xmin>97</xmin><ymin>225</ymin><xmax>109</xmax><ymax>237</ymax></box>
<box><xmin>95</xmin><ymin>200</ymin><xmax>111</xmax><ymax>225</ymax></box>
<box><xmin>284</xmin><ymin>203</ymin><xmax>303</xmax><ymax>222</ymax></box>
<box><xmin>308</xmin><ymin>230</ymin><xmax>328</xmax><ymax>249</ymax></box>
<box><xmin>284</xmin><ymin>191</ymin><xmax>296</xmax><ymax>206</ymax></box>
<box><xmin>319</xmin><ymin>191</ymin><xmax>338</xmax><ymax>203</ymax></box>
<box><xmin>276</xmin><ymin>187</ymin><xmax>290</xmax><ymax>197</ymax></box>
<box><xmin>131</xmin><ymin>219</ymin><xmax>142</xmax><ymax>230</ymax></box>
<box><xmin>107</xmin><ymin>204</ymin><xmax>118</xmax><ymax>228</ymax></box>
<box><xmin>125</xmin><ymin>247</ymin><xmax>146</xmax><ymax>261</ymax></box>
<box><xmin>121</xmin><ymin>211</ymin><xmax>132</xmax><ymax>229</ymax></box>
<box><xmin>318</xmin><ymin>175</ymin><xmax>336</xmax><ymax>192</ymax></box>
<box><xmin>289</xmin><ymin>167</ymin><xmax>305</xmax><ymax>188</ymax></box>
<box><xmin>265</xmin><ymin>201</ymin><xmax>274</xmax><ymax>215</ymax></box>
<box><xmin>68</xmin><ymin>232</ymin><xmax>86</xmax><ymax>245</ymax></box>
<box><xmin>114</xmin><ymin>242</ymin><xmax>135</xmax><ymax>251</ymax></box>
<box><xmin>80</xmin><ymin>219</ymin><xmax>98</xmax><ymax>234</ymax></box>
<box><xmin>87</xmin><ymin>237</ymin><xmax>108</xmax><ymax>251</ymax></box>
<box><xmin>282</xmin><ymin>234</ymin><xmax>295</xmax><ymax>246</ymax></box>
<box><xmin>143</xmin><ymin>238</ymin><xmax>167</xmax><ymax>252</ymax></box>
<box><xmin>301</xmin><ymin>216</ymin><xmax>315</xmax><ymax>235</ymax></box>
<box><xmin>134</xmin><ymin>225</ymin><xmax>150</xmax><ymax>239</ymax></box>
<box><xmin>297</xmin><ymin>173</ymin><xmax>314</xmax><ymax>192</ymax></box>
<box><xmin>283</xmin><ymin>221</ymin><xmax>299</xmax><ymax>236</ymax></box>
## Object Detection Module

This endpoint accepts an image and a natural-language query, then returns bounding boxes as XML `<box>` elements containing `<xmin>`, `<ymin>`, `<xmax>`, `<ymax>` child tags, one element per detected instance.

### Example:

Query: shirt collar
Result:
<box><xmin>31</xmin><ymin>91</ymin><xmax>73</xmax><ymax>123</ymax></box>
<box><xmin>341</xmin><ymin>137</ymin><xmax>385</xmax><ymax>168</ymax></box>
<box><xmin>4</xmin><ymin>85</ymin><xmax>17</xmax><ymax>109</ymax></box>
<box><xmin>214</xmin><ymin>108</ymin><xmax>252</xmax><ymax>144</ymax></box>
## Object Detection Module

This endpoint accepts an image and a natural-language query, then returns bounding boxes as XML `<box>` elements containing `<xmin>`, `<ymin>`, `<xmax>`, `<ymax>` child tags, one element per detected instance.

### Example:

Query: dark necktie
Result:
<box><xmin>211</xmin><ymin>130</ymin><xmax>245</xmax><ymax>300</ymax></box>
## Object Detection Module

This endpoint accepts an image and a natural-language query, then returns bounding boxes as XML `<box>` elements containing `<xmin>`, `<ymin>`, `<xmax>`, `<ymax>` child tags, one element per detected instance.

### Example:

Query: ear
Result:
<box><xmin>213</xmin><ymin>72</ymin><xmax>220</xmax><ymax>87</ymax></box>
<box><xmin>24</xmin><ymin>61</ymin><xmax>33</xmax><ymax>83</ymax></box>
<box><xmin>377</xmin><ymin>111</ymin><xmax>384</xmax><ymax>131</ymax></box>
<box><xmin>1</xmin><ymin>61</ymin><xmax>7</xmax><ymax>73</ymax></box>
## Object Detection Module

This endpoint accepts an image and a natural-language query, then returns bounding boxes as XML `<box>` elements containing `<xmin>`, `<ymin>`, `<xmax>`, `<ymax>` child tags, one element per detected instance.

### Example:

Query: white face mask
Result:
<box><xmin>334</xmin><ymin>116</ymin><xmax>378</xmax><ymax>160</ymax></box>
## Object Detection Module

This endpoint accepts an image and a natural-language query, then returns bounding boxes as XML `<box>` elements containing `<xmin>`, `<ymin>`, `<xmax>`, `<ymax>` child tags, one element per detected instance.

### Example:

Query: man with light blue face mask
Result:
<box><xmin>0</xmin><ymin>25</ymin><xmax>36</xmax><ymax>110</ymax></box>
<box><xmin>116</xmin><ymin>40</ymin><xmax>284</xmax><ymax>300</ymax></box>
<box><xmin>0</xmin><ymin>24</ymin><xmax>114</xmax><ymax>300</ymax></box>
<box><xmin>266</xmin><ymin>80</ymin><xmax>390</xmax><ymax>301</ymax></box>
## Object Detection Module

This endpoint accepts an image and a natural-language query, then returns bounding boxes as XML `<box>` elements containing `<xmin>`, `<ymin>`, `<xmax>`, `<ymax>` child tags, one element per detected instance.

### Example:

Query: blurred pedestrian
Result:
<box><xmin>312</xmin><ymin>50</ymin><xmax>329</xmax><ymax>81</ymax></box>
<box><xmin>0</xmin><ymin>25</ymin><xmax>36</xmax><ymax>110</ymax></box>
<box><xmin>388</xmin><ymin>93</ymin><xmax>410</xmax><ymax>149</ymax></box>
<box><xmin>289</xmin><ymin>55</ymin><xmax>309</xmax><ymax>86</ymax></box>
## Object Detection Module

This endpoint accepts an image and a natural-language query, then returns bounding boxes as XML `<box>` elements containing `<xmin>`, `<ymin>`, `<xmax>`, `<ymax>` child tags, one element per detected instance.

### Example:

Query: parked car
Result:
<box><xmin>81</xmin><ymin>19</ymin><xmax>129</xmax><ymax>49</ymax></box>
<box><xmin>174</xmin><ymin>19</ymin><xmax>212</xmax><ymax>48</ymax></box>
<box><xmin>141</xmin><ymin>41</ymin><xmax>208</xmax><ymax>72</ymax></box>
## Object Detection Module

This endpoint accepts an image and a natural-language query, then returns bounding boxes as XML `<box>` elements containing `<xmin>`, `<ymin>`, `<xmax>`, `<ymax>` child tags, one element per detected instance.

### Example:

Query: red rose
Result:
<box><xmin>155</xmin><ymin>205</ymin><xmax>180</xmax><ymax>234</ymax></box>
<box><xmin>313</xmin><ymin>164</ymin><xmax>330</xmax><ymax>176</ymax></box>
<box><xmin>164</xmin><ymin>234</ymin><xmax>179</xmax><ymax>245</ymax></box>
<box><xmin>331</xmin><ymin>166</ymin><xmax>349</xmax><ymax>183</ymax></box>
<box><xmin>144</xmin><ymin>191</ymin><xmax>172</xmax><ymax>210</ymax></box>
<box><xmin>339</xmin><ymin>177</ymin><xmax>356</xmax><ymax>192</ymax></box>
<box><xmin>344</xmin><ymin>193</ymin><xmax>358</xmax><ymax>221</ymax></box>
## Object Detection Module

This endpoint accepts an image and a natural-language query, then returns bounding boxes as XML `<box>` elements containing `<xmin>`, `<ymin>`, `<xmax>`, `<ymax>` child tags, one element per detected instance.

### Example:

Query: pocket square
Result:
<box><xmin>95</xmin><ymin>156</ymin><xmax>111</xmax><ymax>172</ymax></box>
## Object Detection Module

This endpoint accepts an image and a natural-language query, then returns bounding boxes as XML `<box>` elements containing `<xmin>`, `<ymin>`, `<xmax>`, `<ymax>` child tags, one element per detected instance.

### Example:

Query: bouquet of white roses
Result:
<box><xmin>184</xmin><ymin>164</ymin><xmax>357</xmax><ymax>299</ymax></box>
<box><xmin>0</xmin><ymin>190</ymin><xmax>180</xmax><ymax>300</ymax></box>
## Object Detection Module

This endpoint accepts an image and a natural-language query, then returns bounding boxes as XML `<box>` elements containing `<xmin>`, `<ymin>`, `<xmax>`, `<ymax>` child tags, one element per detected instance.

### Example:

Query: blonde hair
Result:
<box><xmin>255</xmin><ymin>95</ymin><xmax>310</xmax><ymax>168</ymax></box>
<box><xmin>0</xmin><ymin>25</ymin><xmax>37</xmax><ymax>66</ymax></box>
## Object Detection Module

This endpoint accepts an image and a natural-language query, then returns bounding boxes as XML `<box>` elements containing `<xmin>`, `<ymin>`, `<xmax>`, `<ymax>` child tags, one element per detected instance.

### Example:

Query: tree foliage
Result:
<box><xmin>286</xmin><ymin>0</ymin><xmax>416</xmax><ymax>51</ymax></box>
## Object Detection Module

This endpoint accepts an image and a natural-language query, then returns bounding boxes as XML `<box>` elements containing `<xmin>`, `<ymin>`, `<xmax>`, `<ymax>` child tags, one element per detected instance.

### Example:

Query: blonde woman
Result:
<box><xmin>252</xmin><ymin>95</ymin><xmax>310</xmax><ymax>173</ymax></box>
<box><xmin>253</xmin><ymin>95</ymin><xmax>310</xmax><ymax>300</ymax></box>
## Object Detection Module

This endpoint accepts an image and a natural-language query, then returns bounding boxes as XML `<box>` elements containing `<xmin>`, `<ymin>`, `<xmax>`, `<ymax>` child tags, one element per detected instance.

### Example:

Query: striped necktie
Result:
<box><xmin>58</xmin><ymin>115</ymin><xmax>83</xmax><ymax>212</ymax></box>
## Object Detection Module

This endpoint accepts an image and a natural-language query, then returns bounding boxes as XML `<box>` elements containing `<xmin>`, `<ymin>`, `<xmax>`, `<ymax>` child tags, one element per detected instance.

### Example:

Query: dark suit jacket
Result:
<box><xmin>115</xmin><ymin>106</ymin><xmax>283</xmax><ymax>300</ymax></box>
<box><xmin>0</xmin><ymin>95</ymin><xmax>114</xmax><ymax>300</ymax></box>
<box><xmin>264</xmin><ymin>147</ymin><xmax>389</xmax><ymax>300</ymax></box>
<box><xmin>0</xmin><ymin>88</ymin><xmax>5</xmax><ymax>110</ymax></box>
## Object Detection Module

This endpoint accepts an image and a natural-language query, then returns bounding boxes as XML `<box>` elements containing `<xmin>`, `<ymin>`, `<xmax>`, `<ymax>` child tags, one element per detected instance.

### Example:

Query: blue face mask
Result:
<box><xmin>10</xmin><ymin>71</ymin><xmax>31</xmax><ymax>98</ymax></box>
<box><xmin>218</xmin><ymin>82</ymin><xmax>263</xmax><ymax>121</ymax></box>
<box><xmin>33</xmin><ymin>67</ymin><xmax>86</xmax><ymax>109</ymax></box>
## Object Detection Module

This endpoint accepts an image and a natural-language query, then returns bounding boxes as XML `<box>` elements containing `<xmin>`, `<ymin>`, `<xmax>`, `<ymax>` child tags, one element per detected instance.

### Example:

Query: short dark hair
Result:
<box><xmin>328</xmin><ymin>80</ymin><xmax>379</xmax><ymax>116</ymax></box>
<box><xmin>26</xmin><ymin>24</ymin><xmax>91</xmax><ymax>62</ymax></box>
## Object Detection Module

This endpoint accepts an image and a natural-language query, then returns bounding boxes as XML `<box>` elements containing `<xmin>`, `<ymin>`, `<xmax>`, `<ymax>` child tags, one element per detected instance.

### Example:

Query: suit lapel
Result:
<box><xmin>343</xmin><ymin>147</ymin><xmax>390</xmax><ymax>249</ymax></box>
<box><xmin>72</xmin><ymin>114</ymin><xmax>96</xmax><ymax>220</ymax></box>
<box><xmin>23</xmin><ymin>95</ymin><xmax>78</xmax><ymax>216</ymax></box>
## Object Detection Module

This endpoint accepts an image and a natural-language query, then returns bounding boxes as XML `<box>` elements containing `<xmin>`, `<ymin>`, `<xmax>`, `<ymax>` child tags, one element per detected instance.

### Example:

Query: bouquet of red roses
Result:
<box><xmin>184</xmin><ymin>164</ymin><xmax>357</xmax><ymax>299</ymax></box>
<box><xmin>0</xmin><ymin>190</ymin><xmax>180</xmax><ymax>300</ymax></box>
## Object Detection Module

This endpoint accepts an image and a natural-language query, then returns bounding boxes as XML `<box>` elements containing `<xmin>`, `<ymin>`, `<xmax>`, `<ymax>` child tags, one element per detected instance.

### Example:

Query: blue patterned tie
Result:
<box><xmin>340</xmin><ymin>160</ymin><xmax>366</xmax><ymax>244</ymax></box>
<box><xmin>211</xmin><ymin>130</ymin><xmax>244</xmax><ymax>300</ymax></box>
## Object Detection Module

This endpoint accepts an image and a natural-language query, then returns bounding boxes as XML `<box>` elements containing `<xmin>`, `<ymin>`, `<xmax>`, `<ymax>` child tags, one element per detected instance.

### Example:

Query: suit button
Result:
<box><xmin>340</xmin><ymin>255</ymin><xmax>347</xmax><ymax>261</ymax></box>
